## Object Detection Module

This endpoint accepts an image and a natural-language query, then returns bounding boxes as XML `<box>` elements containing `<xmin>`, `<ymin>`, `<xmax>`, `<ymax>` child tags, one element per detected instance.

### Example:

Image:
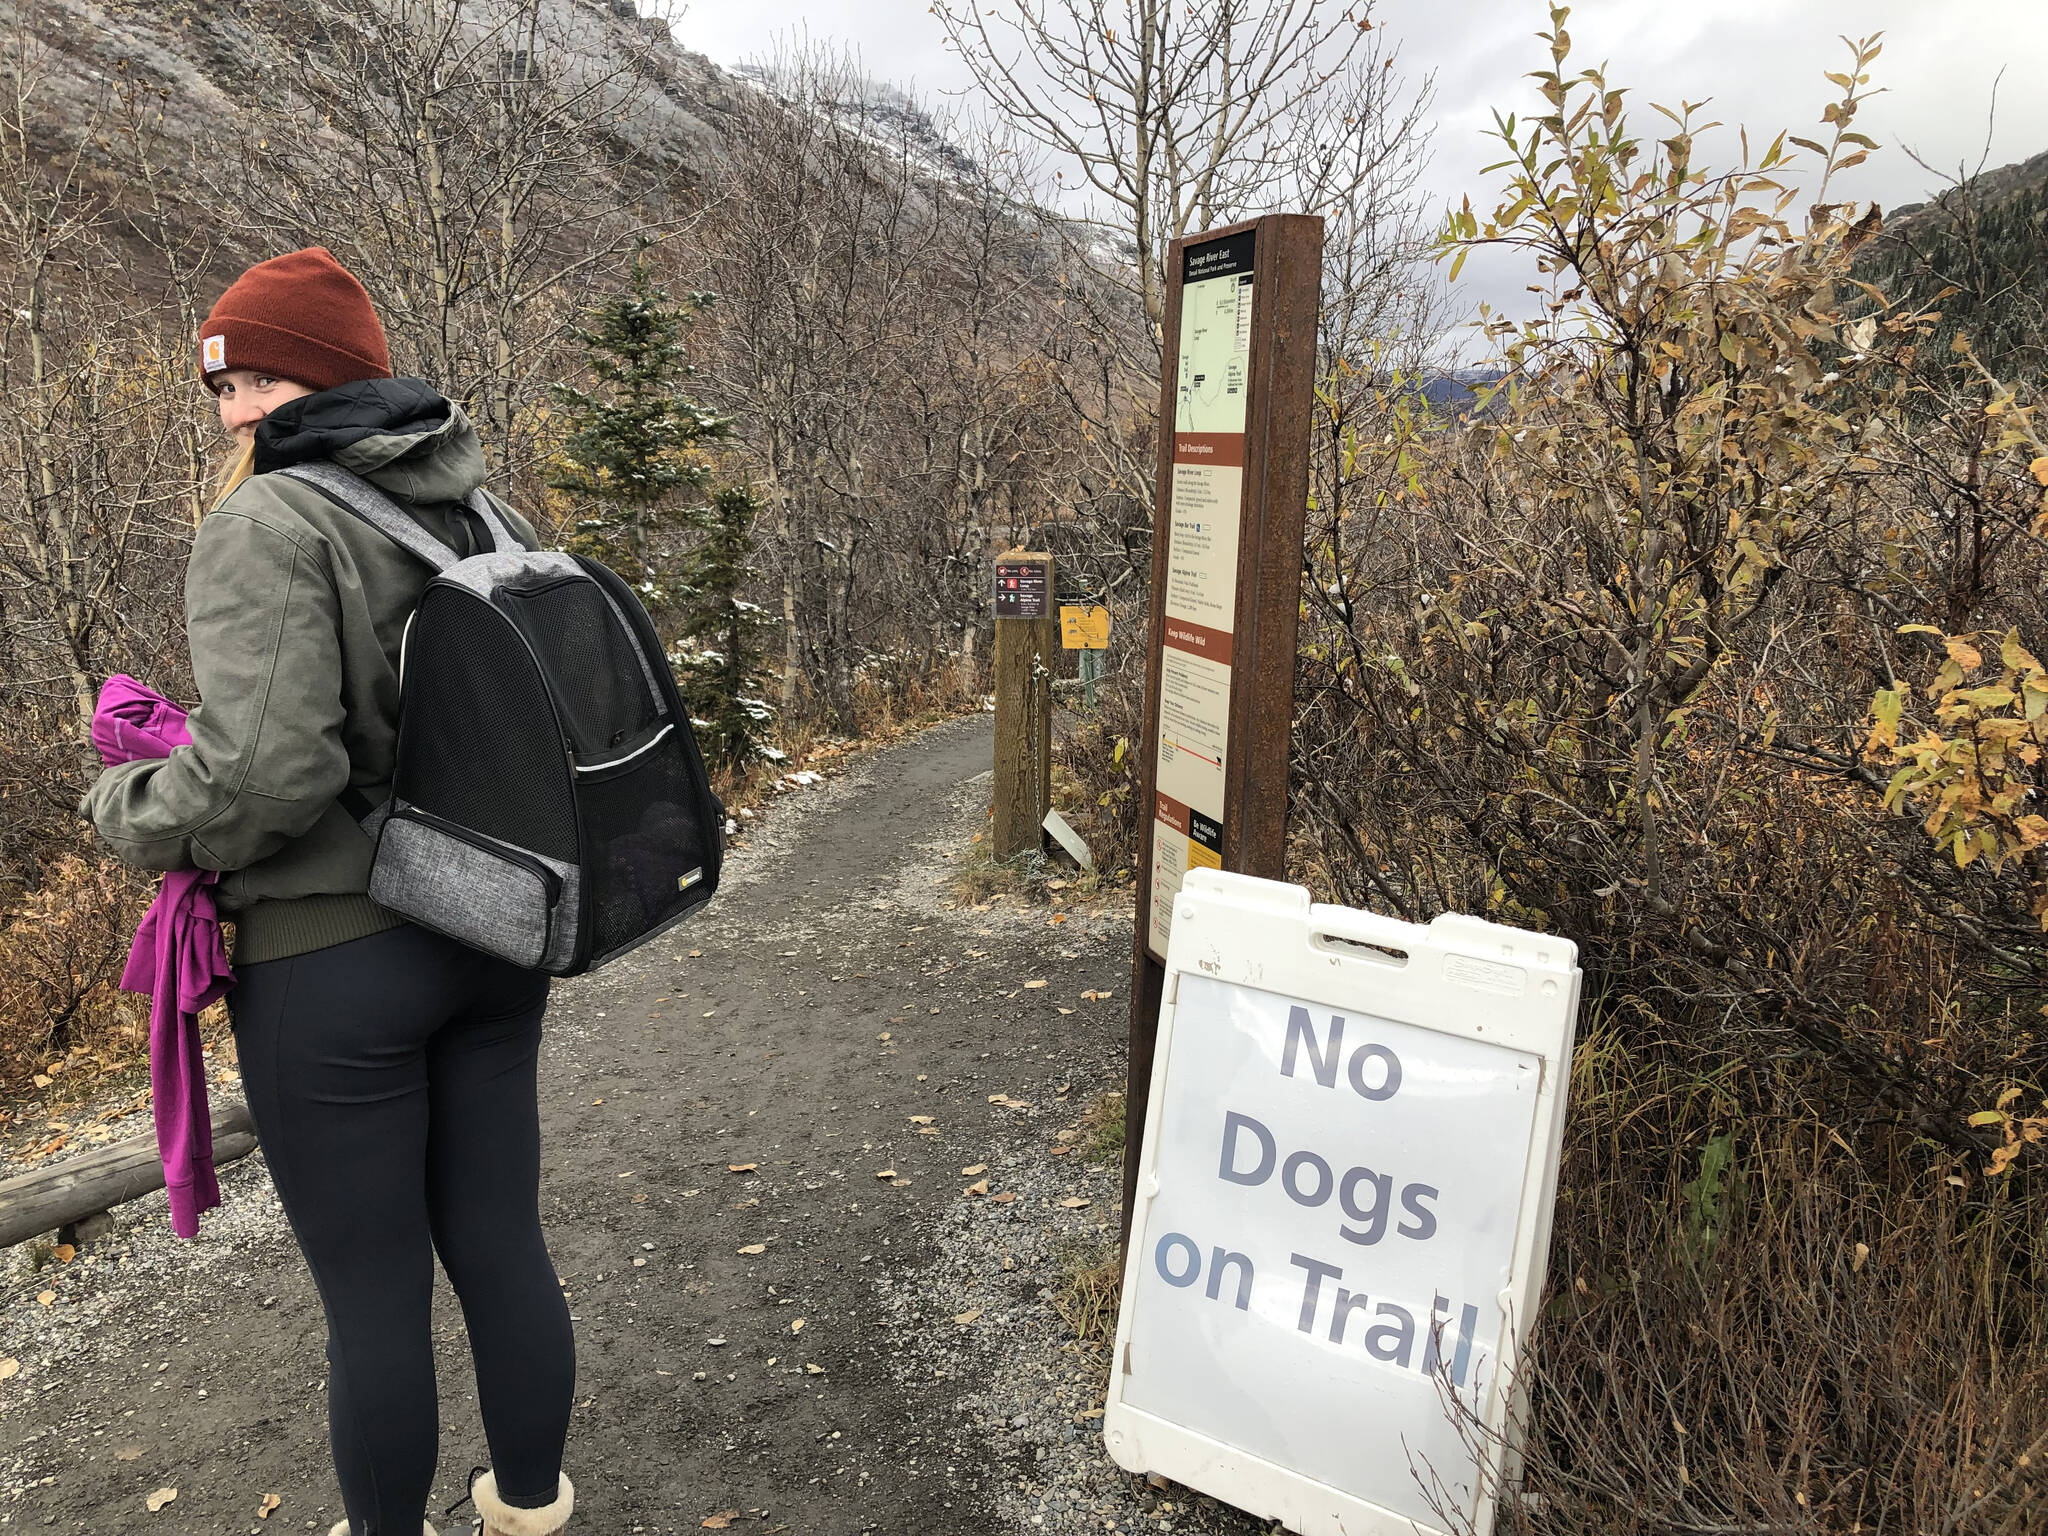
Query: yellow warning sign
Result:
<box><xmin>1060</xmin><ymin>605</ymin><xmax>1111</xmax><ymax>650</ymax></box>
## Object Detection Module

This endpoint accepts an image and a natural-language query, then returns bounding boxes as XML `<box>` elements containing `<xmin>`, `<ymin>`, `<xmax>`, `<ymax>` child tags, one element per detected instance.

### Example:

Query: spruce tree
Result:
<box><xmin>549</xmin><ymin>245</ymin><xmax>726</xmax><ymax>607</ymax></box>
<box><xmin>675</xmin><ymin>484</ymin><xmax>775</xmax><ymax>771</ymax></box>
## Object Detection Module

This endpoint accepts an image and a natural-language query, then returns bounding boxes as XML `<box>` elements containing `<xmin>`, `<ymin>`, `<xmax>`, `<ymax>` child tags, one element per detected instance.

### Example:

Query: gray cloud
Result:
<box><xmin>671</xmin><ymin>0</ymin><xmax>2048</xmax><ymax>342</ymax></box>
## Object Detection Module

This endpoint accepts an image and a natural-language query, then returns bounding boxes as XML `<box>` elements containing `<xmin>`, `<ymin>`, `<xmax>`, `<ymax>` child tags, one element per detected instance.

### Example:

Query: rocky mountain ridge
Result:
<box><xmin>13</xmin><ymin>0</ymin><xmax>738</xmax><ymax>272</ymax></box>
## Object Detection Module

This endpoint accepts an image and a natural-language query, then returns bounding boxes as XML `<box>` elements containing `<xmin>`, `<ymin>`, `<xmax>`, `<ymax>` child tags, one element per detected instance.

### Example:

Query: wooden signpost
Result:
<box><xmin>992</xmin><ymin>551</ymin><xmax>1057</xmax><ymax>859</ymax></box>
<box><xmin>1123</xmin><ymin>214</ymin><xmax>1323</xmax><ymax>1241</ymax></box>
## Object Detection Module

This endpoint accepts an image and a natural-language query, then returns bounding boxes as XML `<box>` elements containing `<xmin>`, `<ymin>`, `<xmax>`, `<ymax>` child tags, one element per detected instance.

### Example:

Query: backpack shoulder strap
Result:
<box><xmin>274</xmin><ymin>461</ymin><xmax>462</xmax><ymax>573</ymax></box>
<box><xmin>465</xmin><ymin>486</ymin><xmax>529</xmax><ymax>555</ymax></box>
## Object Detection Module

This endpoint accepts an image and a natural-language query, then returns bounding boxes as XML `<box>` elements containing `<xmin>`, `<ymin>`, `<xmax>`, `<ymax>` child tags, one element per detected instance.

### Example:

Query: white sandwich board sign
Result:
<box><xmin>1103</xmin><ymin>868</ymin><xmax>1581</xmax><ymax>1536</ymax></box>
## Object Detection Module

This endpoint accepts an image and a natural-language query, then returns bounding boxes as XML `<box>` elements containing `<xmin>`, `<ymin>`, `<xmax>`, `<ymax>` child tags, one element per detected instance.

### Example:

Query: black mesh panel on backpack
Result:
<box><xmin>396</xmin><ymin>585</ymin><xmax>579</xmax><ymax>865</ymax></box>
<box><xmin>578</xmin><ymin>734</ymin><xmax>714</xmax><ymax>963</ymax></box>
<box><xmin>496</xmin><ymin>578</ymin><xmax>661</xmax><ymax>756</ymax></box>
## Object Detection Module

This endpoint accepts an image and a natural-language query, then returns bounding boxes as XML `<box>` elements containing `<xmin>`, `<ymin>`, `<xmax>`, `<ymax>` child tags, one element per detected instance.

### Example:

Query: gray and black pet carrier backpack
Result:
<box><xmin>278</xmin><ymin>460</ymin><xmax>722</xmax><ymax>976</ymax></box>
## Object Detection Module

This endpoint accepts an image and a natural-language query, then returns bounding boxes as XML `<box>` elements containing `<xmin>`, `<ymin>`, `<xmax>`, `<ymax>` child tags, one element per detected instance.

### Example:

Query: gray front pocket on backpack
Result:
<box><xmin>372</xmin><ymin>809</ymin><xmax>568</xmax><ymax>971</ymax></box>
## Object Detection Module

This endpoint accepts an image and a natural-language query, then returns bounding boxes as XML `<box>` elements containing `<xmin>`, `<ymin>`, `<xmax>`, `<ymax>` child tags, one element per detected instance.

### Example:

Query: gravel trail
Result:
<box><xmin>2</xmin><ymin>715</ymin><xmax>1269</xmax><ymax>1536</ymax></box>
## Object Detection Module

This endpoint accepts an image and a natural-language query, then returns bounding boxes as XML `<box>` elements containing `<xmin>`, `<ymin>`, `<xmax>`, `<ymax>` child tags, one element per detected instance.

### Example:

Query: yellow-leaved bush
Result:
<box><xmin>1869</xmin><ymin>627</ymin><xmax>2048</xmax><ymax>910</ymax></box>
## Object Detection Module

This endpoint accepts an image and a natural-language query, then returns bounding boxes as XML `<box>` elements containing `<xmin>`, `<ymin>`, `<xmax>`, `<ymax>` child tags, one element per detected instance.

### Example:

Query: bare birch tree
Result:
<box><xmin>230</xmin><ymin>0</ymin><xmax>692</xmax><ymax>504</ymax></box>
<box><xmin>933</xmin><ymin>0</ymin><xmax>1437</xmax><ymax>554</ymax></box>
<box><xmin>698</xmin><ymin>46</ymin><xmax>1081</xmax><ymax>722</ymax></box>
<box><xmin>933</xmin><ymin>0</ymin><xmax>1431</xmax><ymax>329</ymax></box>
<box><xmin>699</xmin><ymin>47</ymin><xmax>949</xmax><ymax>724</ymax></box>
<box><xmin>0</xmin><ymin>19</ymin><xmax>204</xmax><ymax>877</ymax></box>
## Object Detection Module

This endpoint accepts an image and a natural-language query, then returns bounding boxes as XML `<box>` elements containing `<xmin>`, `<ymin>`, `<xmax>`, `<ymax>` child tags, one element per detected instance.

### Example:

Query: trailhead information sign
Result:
<box><xmin>1149</xmin><ymin>230</ymin><xmax>1256</xmax><ymax>959</ymax></box>
<box><xmin>1106</xmin><ymin>870</ymin><xmax>1581</xmax><ymax>1536</ymax></box>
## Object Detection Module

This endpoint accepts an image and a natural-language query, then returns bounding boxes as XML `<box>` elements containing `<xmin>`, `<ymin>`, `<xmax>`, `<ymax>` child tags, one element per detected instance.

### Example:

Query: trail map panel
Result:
<box><xmin>1175</xmin><ymin>231</ymin><xmax>1256</xmax><ymax>435</ymax></box>
<box><xmin>1149</xmin><ymin>230</ymin><xmax>1255</xmax><ymax>959</ymax></box>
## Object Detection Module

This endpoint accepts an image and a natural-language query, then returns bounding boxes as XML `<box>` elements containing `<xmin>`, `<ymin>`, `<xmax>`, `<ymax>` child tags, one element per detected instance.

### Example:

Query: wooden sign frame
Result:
<box><xmin>993</xmin><ymin>553</ymin><xmax>1057</xmax><ymax>859</ymax></box>
<box><xmin>1124</xmin><ymin>213</ymin><xmax>1323</xmax><ymax>1240</ymax></box>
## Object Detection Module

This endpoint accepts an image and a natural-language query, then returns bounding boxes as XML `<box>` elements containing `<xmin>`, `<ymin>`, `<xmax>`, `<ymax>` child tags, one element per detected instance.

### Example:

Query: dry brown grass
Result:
<box><xmin>1492</xmin><ymin>1023</ymin><xmax>2048</xmax><ymax>1535</ymax></box>
<box><xmin>0</xmin><ymin>853</ymin><xmax>152</xmax><ymax>1095</ymax></box>
<box><xmin>1052</xmin><ymin>1240</ymin><xmax>1125</xmax><ymax>1357</ymax></box>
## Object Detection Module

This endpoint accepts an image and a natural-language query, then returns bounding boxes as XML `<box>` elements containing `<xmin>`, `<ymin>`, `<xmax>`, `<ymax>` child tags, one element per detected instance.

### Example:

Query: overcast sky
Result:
<box><xmin>666</xmin><ymin>0</ymin><xmax>2048</xmax><ymax>338</ymax></box>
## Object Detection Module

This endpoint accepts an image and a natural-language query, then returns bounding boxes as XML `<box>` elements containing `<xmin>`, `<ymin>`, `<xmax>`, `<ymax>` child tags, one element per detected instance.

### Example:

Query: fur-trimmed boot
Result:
<box><xmin>468</xmin><ymin>1470</ymin><xmax>574</xmax><ymax>1536</ymax></box>
<box><xmin>327</xmin><ymin>1523</ymin><xmax>437</xmax><ymax>1535</ymax></box>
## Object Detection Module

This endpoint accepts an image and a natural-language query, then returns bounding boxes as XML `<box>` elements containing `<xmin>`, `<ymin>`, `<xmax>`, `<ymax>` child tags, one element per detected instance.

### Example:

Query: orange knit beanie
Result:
<box><xmin>197</xmin><ymin>247</ymin><xmax>393</xmax><ymax>394</ymax></box>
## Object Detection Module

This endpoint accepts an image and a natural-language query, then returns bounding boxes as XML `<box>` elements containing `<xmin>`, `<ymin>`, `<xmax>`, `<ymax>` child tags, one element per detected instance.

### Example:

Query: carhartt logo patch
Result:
<box><xmin>201</xmin><ymin>335</ymin><xmax>227</xmax><ymax>372</ymax></box>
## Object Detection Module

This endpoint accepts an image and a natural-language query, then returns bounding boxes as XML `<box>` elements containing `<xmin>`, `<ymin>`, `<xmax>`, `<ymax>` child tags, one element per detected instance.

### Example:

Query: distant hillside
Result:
<box><xmin>1420</xmin><ymin>370</ymin><xmax>1503</xmax><ymax>415</ymax></box>
<box><xmin>1859</xmin><ymin>147</ymin><xmax>2048</xmax><ymax>379</ymax></box>
<box><xmin>15</xmin><ymin>0</ymin><xmax>738</xmax><ymax>278</ymax></box>
<box><xmin>1886</xmin><ymin>148</ymin><xmax>2048</xmax><ymax>231</ymax></box>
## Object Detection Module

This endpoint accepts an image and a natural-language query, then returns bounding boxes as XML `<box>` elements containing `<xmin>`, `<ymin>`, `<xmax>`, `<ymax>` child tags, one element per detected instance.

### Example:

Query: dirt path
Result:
<box><xmin>1</xmin><ymin>715</ymin><xmax>1196</xmax><ymax>1536</ymax></box>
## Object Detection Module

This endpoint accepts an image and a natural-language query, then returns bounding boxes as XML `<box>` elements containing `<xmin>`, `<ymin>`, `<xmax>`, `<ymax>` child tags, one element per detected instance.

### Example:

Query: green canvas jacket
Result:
<box><xmin>86</xmin><ymin>379</ymin><xmax>539</xmax><ymax>964</ymax></box>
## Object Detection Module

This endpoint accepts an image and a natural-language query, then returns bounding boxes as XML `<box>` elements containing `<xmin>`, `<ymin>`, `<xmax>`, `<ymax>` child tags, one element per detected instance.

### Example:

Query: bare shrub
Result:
<box><xmin>1503</xmin><ymin>1032</ymin><xmax>2048</xmax><ymax>1534</ymax></box>
<box><xmin>1284</xmin><ymin>21</ymin><xmax>2048</xmax><ymax>1531</ymax></box>
<box><xmin>1052</xmin><ymin>620</ymin><xmax>1151</xmax><ymax>879</ymax></box>
<box><xmin>0</xmin><ymin>853</ymin><xmax>151</xmax><ymax>1090</ymax></box>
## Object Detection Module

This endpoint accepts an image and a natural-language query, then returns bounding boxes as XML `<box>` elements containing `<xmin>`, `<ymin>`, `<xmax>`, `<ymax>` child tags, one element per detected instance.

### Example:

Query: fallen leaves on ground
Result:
<box><xmin>991</xmin><ymin>1191</ymin><xmax>1017</xmax><ymax>1204</ymax></box>
<box><xmin>952</xmin><ymin>1308</ymin><xmax>982</xmax><ymax>1325</ymax></box>
<box><xmin>0</xmin><ymin>1359</ymin><xmax>17</xmax><ymax>1381</ymax></box>
<box><xmin>701</xmin><ymin>1511</ymin><xmax>740</xmax><ymax>1529</ymax></box>
<box><xmin>728</xmin><ymin>1163</ymin><xmax>757</xmax><ymax>1173</ymax></box>
<box><xmin>1059</xmin><ymin>1197</ymin><xmax>1092</xmax><ymax>1209</ymax></box>
<box><xmin>961</xmin><ymin>1163</ymin><xmax>987</xmax><ymax>1176</ymax></box>
<box><xmin>257</xmin><ymin>1493</ymin><xmax>282</xmax><ymax>1518</ymax></box>
<box><xmin>791</xmin><ymin>1318</ymin><xmax>805</xmax><ymax>1333</ymax></box>
<box><xmin>1023</xmin><ymin>979</ymin><xmax>1048</xmax><ymax>989</ymax></box>
<box><xmin>1081</xmin><ymin>989</ymin><xmax>1115</xmax><ymax>1001</ymax></box>
<box><xmin>36</xmin><ymin>1290</ymin><xmax>55</xmax><ymax>1307</ymax></box>
<box><xmin>908</xmin><ymin>1115</ymin><xmax>933</xmax><ymax>1125</ymax></box>
<box><xmin>737</xmin><ymin>1244</ymin><xmax>767</xmax><ymax>1255</ymax></box>
<box><xmin>963</xmin><ymin>1179</ymin><xmax>989</xmax><ymax>1198</ymax></box>
<box><xmin>145</xmin><ymin>1488</ymin><xmax>177</xmax><ymax>1513</ymax></box>
<box><xmin>988</xmin><ymin>1094</ymin><xmax>1032</xmax><ymax>1110</ymax></box>
<box><xmin>874</xmin><ymin>1168</ymin><xmax>896</xmax><ymax>1180</ymax></box>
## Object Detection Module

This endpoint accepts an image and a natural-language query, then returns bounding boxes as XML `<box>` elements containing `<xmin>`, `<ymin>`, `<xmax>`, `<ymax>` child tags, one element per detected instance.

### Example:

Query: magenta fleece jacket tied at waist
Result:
<box><xmin>91</xmin><ymin>675</ymin><xmax>235</xmax><ymax>1238</ymax></box>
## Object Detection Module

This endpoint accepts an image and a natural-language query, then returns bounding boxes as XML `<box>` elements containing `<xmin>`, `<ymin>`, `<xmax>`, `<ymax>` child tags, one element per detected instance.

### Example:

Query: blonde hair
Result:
<box><xmin>210</xmin><ymin>441</ymin><xmax>256</xmax><ymax>511</ymax></box>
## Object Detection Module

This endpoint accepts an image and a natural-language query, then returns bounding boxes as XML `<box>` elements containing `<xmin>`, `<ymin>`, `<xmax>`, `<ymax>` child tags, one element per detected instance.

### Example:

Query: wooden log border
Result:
<box><xmin>0</xmin><ymin>1100</ymin><xmax>257</xmax><ymax>1248</ymax></box>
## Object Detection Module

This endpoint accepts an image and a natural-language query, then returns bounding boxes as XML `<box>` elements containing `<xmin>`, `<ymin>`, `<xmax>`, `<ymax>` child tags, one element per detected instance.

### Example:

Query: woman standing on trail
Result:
<box><xmin>85</xmin><ymin>248</ymin><xmax>578</xmax><ymax>1536</ymax></box>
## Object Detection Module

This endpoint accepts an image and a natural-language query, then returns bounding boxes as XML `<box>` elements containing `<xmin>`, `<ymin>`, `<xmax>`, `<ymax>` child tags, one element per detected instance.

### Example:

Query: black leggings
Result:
<box><xmin>230</xmin><ymin>924</ymin><xmax>575</xmax><ymax>1534</ymax></box>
